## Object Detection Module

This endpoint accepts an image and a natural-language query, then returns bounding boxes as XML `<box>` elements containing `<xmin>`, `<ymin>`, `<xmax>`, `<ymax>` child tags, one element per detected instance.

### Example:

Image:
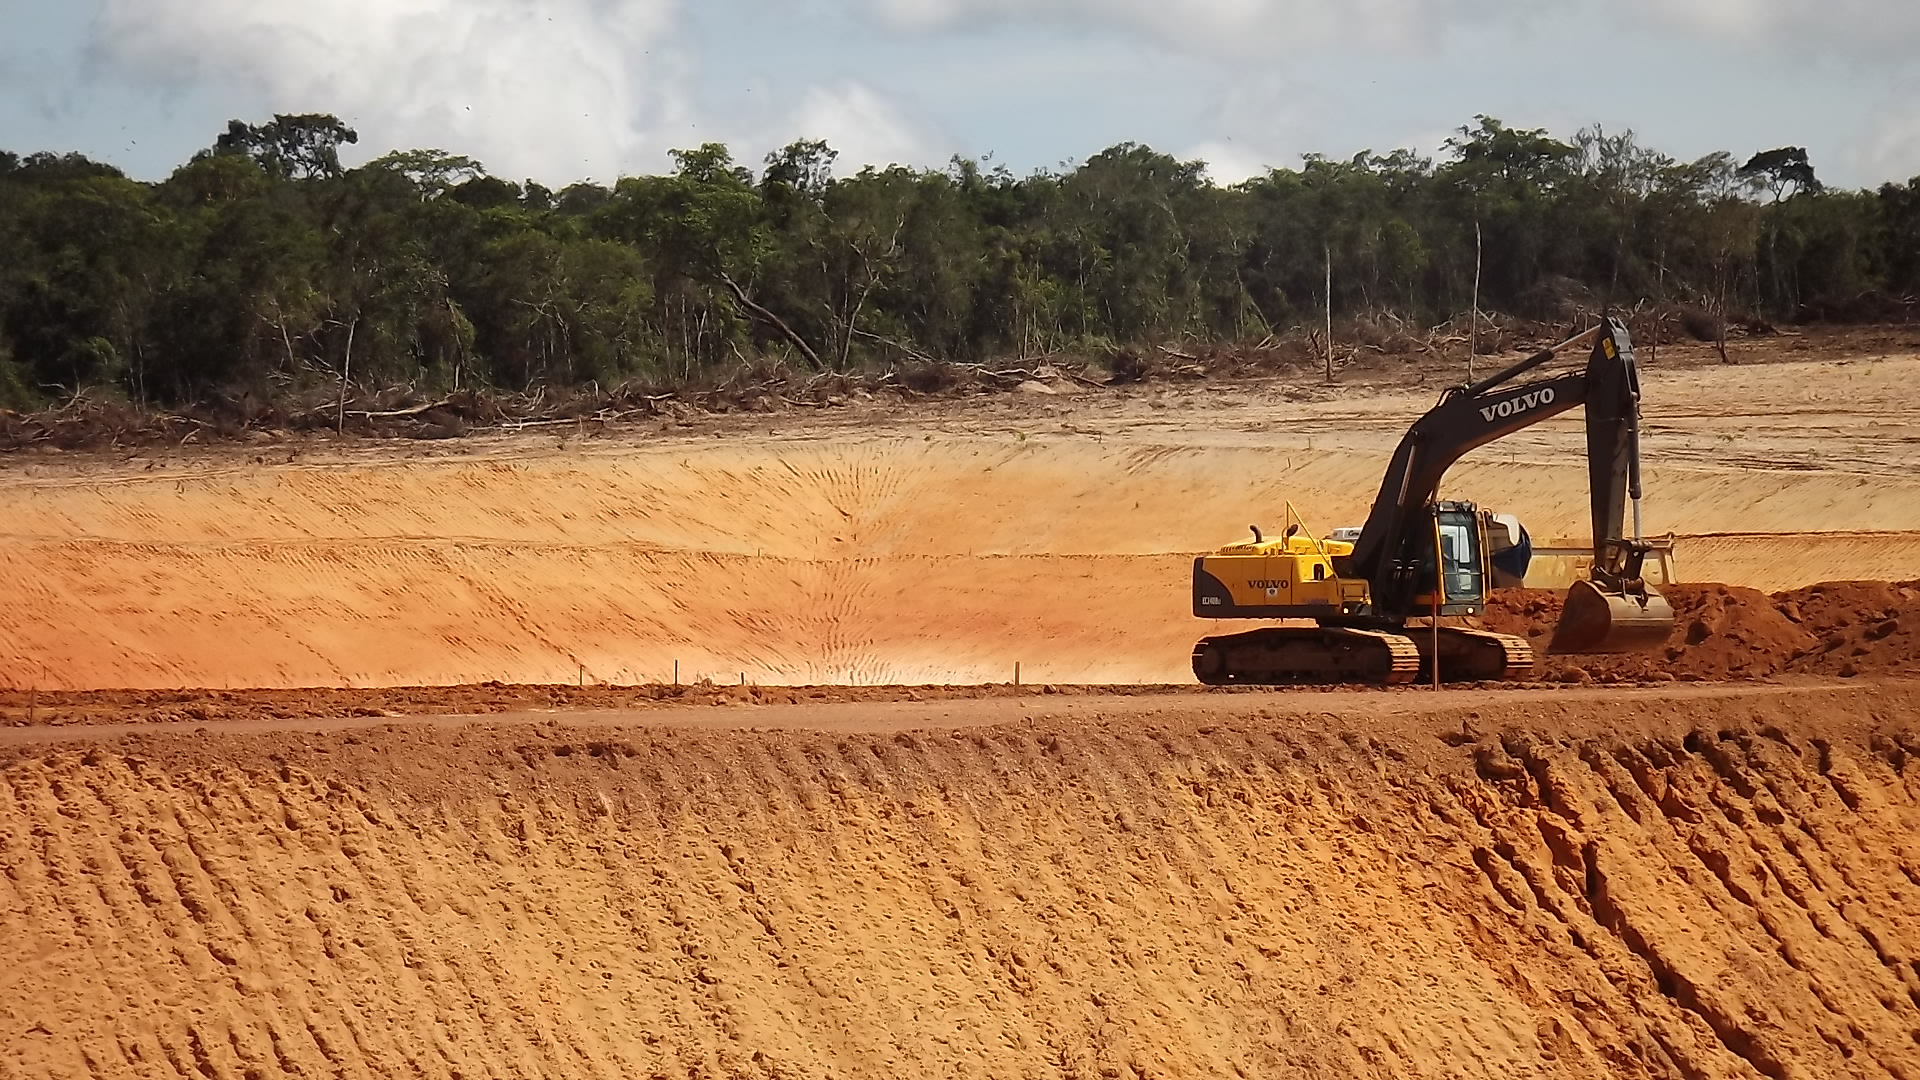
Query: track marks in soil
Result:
<box><xmin>1445</xmin><ymin>728</ymin><xmax>1920</xmax><ymax>1079</ymax></box>
<box><xmin>0</xmin><ymin>543</ymin><xmax>1205</xmax><ymax>689</ymax></box>
<box><xmin>4</xmin><ymin>699</ymin><xmax>1920</xmax><ymax>1078</ymax></box>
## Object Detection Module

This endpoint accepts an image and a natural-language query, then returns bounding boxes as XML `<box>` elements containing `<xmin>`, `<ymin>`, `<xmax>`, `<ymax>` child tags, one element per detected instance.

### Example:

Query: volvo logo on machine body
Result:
<box><xmin>1480</xmin><ymin>387</ymin><xmax>1557</xmax><ymax>423</ymax></box>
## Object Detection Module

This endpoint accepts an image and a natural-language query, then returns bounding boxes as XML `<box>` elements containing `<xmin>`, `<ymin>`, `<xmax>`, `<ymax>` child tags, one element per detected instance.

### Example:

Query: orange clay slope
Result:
<box><xmin>3</xmin><ymin>684</ymin><xmax>1920</xmax><ymax>1078</ymax></box>
<box><xmin>3</xmin><ymin>352</ymin><xmax>1920</xmax><ymax>690</ymax></box>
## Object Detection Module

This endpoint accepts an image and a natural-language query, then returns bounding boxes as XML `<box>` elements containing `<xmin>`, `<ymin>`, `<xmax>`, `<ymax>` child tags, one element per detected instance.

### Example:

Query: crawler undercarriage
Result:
<box><xmin>1189</xmin><ymin>624</ymin><xmax>1534</xmax><ymax>686</ymax></box>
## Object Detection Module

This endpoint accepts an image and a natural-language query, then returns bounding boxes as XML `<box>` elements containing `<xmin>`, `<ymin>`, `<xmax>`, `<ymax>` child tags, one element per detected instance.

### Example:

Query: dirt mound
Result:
<box><xmin>1484</xmin><ymin>579</ymin><xmax>1920</xmax><ymax>681</ymax></box>
<box><xmin>1778</xmin><ymin>580</ymin><xmax>1920</xmax><ymax>678</ymax></box>
<box><xmin>4</xmin><ymin>686</ymin><xmax>1919</xmax><ymax>1078</ymax></box>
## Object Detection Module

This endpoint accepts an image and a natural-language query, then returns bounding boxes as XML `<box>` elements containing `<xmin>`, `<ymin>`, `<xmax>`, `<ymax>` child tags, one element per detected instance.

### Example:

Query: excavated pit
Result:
<box><xmin>6</xmin><ymin>434</ymin><xmax>1920</xmax><ymax>691</ymax></box>
<box><xmin>4</xmin><ymin>686</ymin><xmax>1920</xmax><ymax>1078</ymax></box>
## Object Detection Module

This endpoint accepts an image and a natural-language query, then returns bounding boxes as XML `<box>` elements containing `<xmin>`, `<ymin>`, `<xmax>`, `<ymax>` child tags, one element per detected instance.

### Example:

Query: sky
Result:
<box><xmin>1</xmin><ymin>0</ymin><xmax>1916</xmax><ymax>190</ymax></box>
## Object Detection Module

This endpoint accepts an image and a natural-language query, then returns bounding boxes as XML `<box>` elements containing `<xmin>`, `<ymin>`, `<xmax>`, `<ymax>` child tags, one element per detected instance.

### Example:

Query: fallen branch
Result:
<box><xmin>851</xmin><ymin>326</ymin><xmax>940</xmax><ymax>365</ymax></box>
<box><xmin>720</xmin><ymin>272</ymin><xmax>828</xmax><ymax>373</ymax></box>
<box><xmin>979</xmin><ymin>367</ymin><xmax>1041</xmax><ymax>382</ymax></box>
<box><xmin>346</xmin><ymin>400</ymin><xmax>454</xmax><ymax>419</ymax></box>
<box><xmin>496</xmin><ymin>417</ymin><xmax>591</xmax><ymax>431</ymax></box>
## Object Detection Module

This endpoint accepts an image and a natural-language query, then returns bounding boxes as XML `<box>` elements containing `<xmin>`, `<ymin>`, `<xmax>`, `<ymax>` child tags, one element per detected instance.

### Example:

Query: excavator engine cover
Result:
<box><xmin>1547</xmin><ymin>578</ymin><xmax>1676</xmax><ymax>654</ymax></box>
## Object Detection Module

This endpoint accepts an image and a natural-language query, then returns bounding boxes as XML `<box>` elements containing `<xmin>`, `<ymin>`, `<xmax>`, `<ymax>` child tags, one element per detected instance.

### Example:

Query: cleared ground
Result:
<box><xmin>3</xmin><ymin>342</ymin><xmax>1918</xmax><ymax>690</ymax></box>
<box><xmin>4</xmin><ymin>333</ymin><xmax>1920</xmax><ymax>1079</ymax></box>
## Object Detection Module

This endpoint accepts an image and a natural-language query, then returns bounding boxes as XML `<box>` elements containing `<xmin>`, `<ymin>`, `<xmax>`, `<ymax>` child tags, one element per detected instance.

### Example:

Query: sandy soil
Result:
<box><xmin>3</xmin><ymin>334</ymin><xmax>1918</xmax><ymax>691</ymax></box>
<box><xmin>4</xmin><ymin>683</ymin><xmax>1920</xmax><ymax>1078</ymax></box>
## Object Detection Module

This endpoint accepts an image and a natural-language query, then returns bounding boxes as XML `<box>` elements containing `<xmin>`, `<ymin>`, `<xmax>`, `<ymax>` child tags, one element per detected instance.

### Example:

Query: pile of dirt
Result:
<box><xmin>1778</xmin><ymin>579</ymin><xmax>1920</xmax><ymax>677</ymax></box>
<box><xmin>1483</xmin><ymin>579</ymin><xmax>1920</xmax><ymax>681</ymax></box>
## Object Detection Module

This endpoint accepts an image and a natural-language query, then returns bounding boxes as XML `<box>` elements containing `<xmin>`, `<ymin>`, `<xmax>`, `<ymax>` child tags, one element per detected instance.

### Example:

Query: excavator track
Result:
<box><xmin>1422</xmin><ymin>627</ymin><xmax>1535</xmax><ymax>683</ymax></box>
<box><xmin>1192</xmin><ymin>625</ymin><xmax>1534</xmax><ymax>687</ymax></box>
<box><xmin>1192</xmin><ymin>626</ymin><xmax>1422</xmax><ymax>686</ymax></box>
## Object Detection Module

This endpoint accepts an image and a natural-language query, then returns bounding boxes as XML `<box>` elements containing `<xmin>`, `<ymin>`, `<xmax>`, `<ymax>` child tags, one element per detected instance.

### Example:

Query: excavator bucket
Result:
<box><xmin>1546</xmin><ymin>578</ymin><xmax>1676</xmax><ymax>655</ymax></box>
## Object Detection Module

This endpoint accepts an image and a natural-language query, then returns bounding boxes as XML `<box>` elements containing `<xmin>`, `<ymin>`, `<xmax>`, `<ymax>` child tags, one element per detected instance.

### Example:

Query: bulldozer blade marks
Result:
<box><xmin>1547</xmin><ymin>579</ymin><xmax>1677</xmax><ymax>655</ymax></box>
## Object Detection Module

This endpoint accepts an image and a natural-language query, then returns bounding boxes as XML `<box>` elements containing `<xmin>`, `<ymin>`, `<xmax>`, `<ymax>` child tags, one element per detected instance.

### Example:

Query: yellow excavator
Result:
<box><xmin>1190</xmin><ymin>315</ymin><xmax>1675</xmax><ymax>685</ymax></box>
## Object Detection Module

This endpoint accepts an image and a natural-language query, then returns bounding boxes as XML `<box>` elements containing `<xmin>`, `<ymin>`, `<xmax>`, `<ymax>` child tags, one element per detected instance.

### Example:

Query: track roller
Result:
<box><xmin>1192</xmin><ymin>626</ymin><xmax>1421</xmax><ymax>686</ymax></box>
<box><xmin>1415</xmin><ymin>626</ymin><xmax>1535</xmax><ymax>683</ymax></box>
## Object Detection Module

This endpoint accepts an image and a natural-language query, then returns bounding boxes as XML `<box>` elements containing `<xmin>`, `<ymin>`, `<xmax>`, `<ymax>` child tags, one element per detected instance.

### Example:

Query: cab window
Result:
<box><xmin>1438</xmin><ymin>521</ymin><xmax>1482</xmax><ymax>602</ymax></box>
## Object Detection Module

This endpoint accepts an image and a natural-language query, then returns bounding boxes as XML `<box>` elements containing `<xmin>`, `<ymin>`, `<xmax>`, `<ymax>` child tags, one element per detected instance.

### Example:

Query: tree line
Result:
<box><xmin>1</xmin><ymin>112</ymin><xmax>1914</xmax><ymax>410</ymax></box>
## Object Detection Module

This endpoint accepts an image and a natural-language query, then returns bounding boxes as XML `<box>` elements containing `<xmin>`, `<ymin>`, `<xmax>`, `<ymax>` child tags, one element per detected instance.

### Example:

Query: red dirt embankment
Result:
<box><xmin>1484</xmin><ymin>580</ymin><xmax>1920</xmax><ymax>683</ymax></box>
<box><xmin>4</xmin><ymin>685</ymin><xmax>1919</xmax><ymax>1078</ymax></box>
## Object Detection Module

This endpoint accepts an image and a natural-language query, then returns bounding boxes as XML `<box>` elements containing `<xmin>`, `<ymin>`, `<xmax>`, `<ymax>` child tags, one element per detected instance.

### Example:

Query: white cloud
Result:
<box><xmin>1178</xmin><ymin>140</ymin><xmax>1272</xmax><ymax>186</ymax></box>
<box><xmin>1172</xmin><ymin>74</ymin><xmax>1340</xmax><ymax>181</ymax></box>
<box><xmin>868</xmin><ymin>0</ymin><xmax>1433</xmax><ymax>55</ymax></box>
<box><xmin>93</xmin><ymin>0</ymin><xmax>686</xmax><ymax>183</ymax></box>
<box><xmin>786</xmin><ymin>83</ymin><xmax>941</xmax><ymax>171</ymax></box>
<box><xmin>866</xmin><ymin>0</ymin><xmax>1920</xmax><ymax>60</ymax></box>
<box><xmin>87</xmin><ymin>1</ymin><xmax>946</xmax><ymax>184</ymax></box>
<box><xmin>1647</xmin><ymin>0</ymin><xmax>1920</xmax><ymax>56</ymax></box>
<box><xmin>1852</xmin><ymin>81</ymin><xmax>1920</xmax><ymax>186</ymax></box>
<box><xmin>70</xmin><ymin>0</ymin><xmax>1920</xmax><ymax>192</ymax></box>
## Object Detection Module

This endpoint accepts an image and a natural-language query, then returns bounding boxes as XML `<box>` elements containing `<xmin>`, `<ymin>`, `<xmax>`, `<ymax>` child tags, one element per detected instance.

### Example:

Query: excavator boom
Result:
<box><xmin>1338</xmin><ymin>315</ymin><xmax>1674</xmax><ymax>655</ymax></box>
<box><xmin>1549</xmin><ymin>322</ymin><xmax>1675</xmax><ymax>653</ymax></box>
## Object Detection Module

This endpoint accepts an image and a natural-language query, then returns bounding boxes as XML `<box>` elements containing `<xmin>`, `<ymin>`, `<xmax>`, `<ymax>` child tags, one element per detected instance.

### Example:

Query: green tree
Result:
<box><xmin>210</xmin><ymin>113</ymin><xmax>361</xmax><ymax>180</ymax></box>
<box><xmin>363</xmin><ymin>148</ymin><xmax>484</xmax><ymax>199</ymax></box>
<box><xmin>0</xmin><ymin>114</ymin><xmax>1911</xmax><ymax>416</ymax></box>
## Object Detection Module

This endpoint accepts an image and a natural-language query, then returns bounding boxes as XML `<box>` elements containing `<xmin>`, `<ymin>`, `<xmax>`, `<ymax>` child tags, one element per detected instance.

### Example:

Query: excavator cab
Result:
<box><xmin>1406</xmin><ymin>502</ymin><xmax>1490</xmax><ymax>613</ymax></box>
<box><xmin>1437</xmin><ymin>508</ymin><xmax>1486</xmax><ymax>608</ymax></box>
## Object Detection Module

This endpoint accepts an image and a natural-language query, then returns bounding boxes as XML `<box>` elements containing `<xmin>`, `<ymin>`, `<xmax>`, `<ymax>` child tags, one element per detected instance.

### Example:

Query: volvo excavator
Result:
<box><xmin>1190</xmin><ymin>315</ymin><xmax>1675</xmax><ymax>685</ymax></box>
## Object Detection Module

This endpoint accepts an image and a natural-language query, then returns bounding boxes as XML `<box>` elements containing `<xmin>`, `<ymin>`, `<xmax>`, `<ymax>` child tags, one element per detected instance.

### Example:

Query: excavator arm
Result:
<box><xmin>1340</xmin><ymin>315</ymin><xmax>1673</xmax><ymax>652</ymax></box>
